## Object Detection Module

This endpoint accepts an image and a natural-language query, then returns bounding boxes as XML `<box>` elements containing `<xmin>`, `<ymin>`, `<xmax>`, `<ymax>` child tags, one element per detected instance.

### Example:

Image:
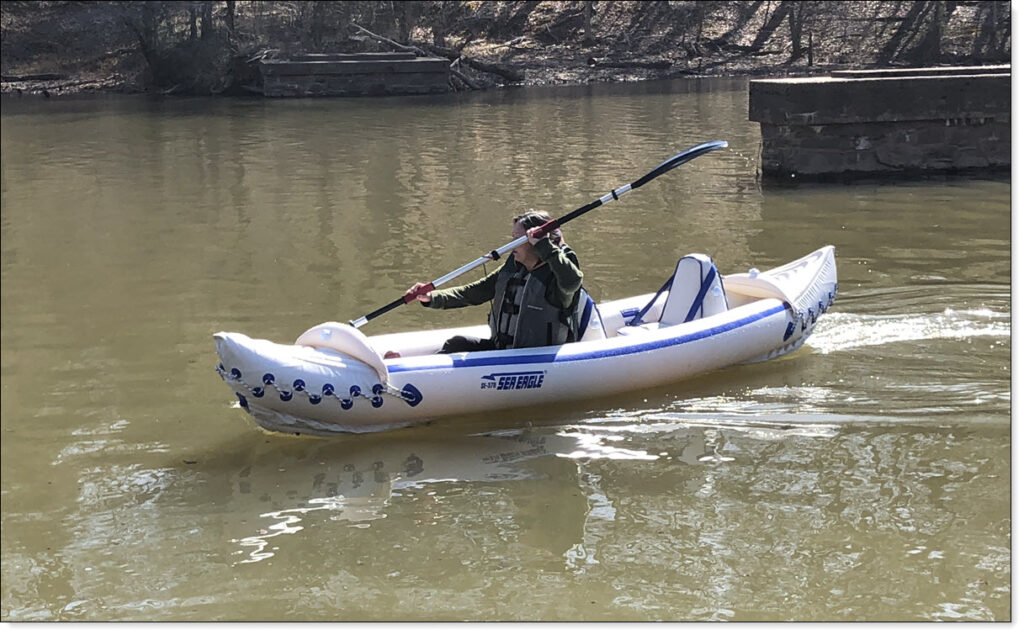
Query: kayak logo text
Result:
<box><xmin>480</xmin><ymin>371</ymin><xmax>546</xmax><ymax>391</ymax></box>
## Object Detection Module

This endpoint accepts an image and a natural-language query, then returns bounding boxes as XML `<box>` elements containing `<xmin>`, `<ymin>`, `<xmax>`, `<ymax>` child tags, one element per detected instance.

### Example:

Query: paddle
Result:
<box><xmin>349</xmin><ymin>139</ymin><xmax>729</xmax><ymax>328</ymax></box>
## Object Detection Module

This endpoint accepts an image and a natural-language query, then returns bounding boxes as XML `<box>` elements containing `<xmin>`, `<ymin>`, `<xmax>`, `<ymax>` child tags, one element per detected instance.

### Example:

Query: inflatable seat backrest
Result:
<box><xmin>660</xmin><ymin>254</ymin><xmax>729</xmax><ymax>326</ymax></box>
<box><xmin>575</xmin><ymin>292</ymin><xmax>606</xmax><ymax>341</ymax></box>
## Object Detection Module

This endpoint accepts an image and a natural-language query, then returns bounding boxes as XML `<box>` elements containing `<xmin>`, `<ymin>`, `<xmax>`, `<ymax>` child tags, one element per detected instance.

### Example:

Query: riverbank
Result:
<box><xmin>0</xmin><ymin>37</ymin><xmax>867</xmax><ymax>99</ymax></box>
<box><xmin>0</xmin><ymin>45</ymin><xmax>975</xmax><ymax>99</ymax></box>
<box><xmin>1</xmin><ymin>1</ymin><xmax>1010</xmax><ymax>98</ymax></box>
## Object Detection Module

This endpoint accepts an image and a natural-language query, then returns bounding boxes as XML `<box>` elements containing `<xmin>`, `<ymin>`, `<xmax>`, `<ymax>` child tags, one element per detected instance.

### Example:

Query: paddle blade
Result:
<box><xmin>631</xmin><ymin>140</ymin><xmax>728</xmax><ymax>189</ymax></box>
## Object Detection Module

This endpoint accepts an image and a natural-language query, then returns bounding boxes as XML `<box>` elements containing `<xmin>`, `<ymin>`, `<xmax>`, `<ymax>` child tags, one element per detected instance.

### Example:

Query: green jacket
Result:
<box><xmin>423</xmin><ymin>237</ymin><xmax>585</xmax><ymax>348</ymax></box>
<box><xmin>425</xmin><ymin>238</ymin><xmax>582</xmax><ymax>311</ymax></box>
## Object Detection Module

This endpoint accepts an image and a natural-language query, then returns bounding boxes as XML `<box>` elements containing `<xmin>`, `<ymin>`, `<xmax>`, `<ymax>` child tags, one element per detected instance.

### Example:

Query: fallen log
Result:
<box><xmin>415</xmin><ymin>41</ymin><xmax>525</xmax><ymax>83</ymax></box>
<box><xmin>586</xmin><ymin>57</ymin><xmax>673</xmax><ymax>70</ymax></box>
<box><xmin>1</xmin><ymin>72</ymin><xmax>67</xmax><ymax>82</ymax></box>
<box><xmin>349</xmin><ymin>23</ymin><xmax>427</xmax><ymax>56</ymax></box>
<box><xmin>449</xmin><ymin>59</ymin><xmax>481</xmax><ymax>90</ymax></box>
<box><xmin>461</xmin><ymin>54</ymin><xmax>525</xmax><ymax>83</ymax></box>
<box><xmin>349</xmin><ymin>23</ymin><xmax>525</xmax><ymax>86</ymax></box>
<box><xmin>2</xmin><ymin>75</ymin><xmax>117</xmax><ymax>89</ymax></box>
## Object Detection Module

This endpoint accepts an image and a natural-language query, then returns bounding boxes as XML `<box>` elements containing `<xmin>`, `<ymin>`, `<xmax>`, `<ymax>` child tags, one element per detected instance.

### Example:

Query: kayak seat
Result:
<box><xmin>616</xmin><ymin>254</ymin><xmax>728</xmax><ymax>335</ymax></box>
<box><xmin>660</xmin><ymin>253</ymin><xmax>729</xmax><ymax>325</ymax></box>
<box><xmin>575</xmin><ymin>293</ymin><xmax>606</xmax><ymax>342</ymax></box>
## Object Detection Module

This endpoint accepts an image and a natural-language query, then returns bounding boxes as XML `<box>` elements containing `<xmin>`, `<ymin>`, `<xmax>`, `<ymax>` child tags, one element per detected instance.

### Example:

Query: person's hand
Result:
<box><xmin>406</xmin><ymin>282</ymin><xmax>434</xmax><ymax>302</ymax></box>
<box><xmin>527</xmin><ymin>225</ymin><xmax>562</xmax><ymax>246</ymax></box>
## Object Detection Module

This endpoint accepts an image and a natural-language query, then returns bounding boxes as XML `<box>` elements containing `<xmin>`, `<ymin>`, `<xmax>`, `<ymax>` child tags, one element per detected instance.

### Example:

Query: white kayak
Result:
<box><xmin>214</xmin><ymin>245</ymin><xmax>837</xmax><ymax>435</ymax></box>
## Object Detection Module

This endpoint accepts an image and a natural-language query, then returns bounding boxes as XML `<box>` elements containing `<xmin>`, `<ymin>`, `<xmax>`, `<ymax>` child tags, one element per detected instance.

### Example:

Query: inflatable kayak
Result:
<box><xmin>214</xmin><ymin>245</ymin><xmax>838</xmax><ymax>435</ymax></box>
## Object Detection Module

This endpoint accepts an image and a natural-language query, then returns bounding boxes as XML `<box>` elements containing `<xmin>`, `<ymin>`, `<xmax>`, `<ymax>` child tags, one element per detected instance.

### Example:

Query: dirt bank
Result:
<box><xmin>1</xmin><ymin>1</ymin><xmax>1011</xmax><ymax>97</ymax></box>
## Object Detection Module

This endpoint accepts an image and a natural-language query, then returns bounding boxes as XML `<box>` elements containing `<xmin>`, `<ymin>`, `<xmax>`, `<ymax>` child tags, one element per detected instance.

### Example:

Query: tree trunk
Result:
<box><xmin>488</xmin><ymin>1</ymin><xmax>542</xmax><ymax>38</ymax></box>
<box><xmin>310</xmin><ymin>1</ymin><xmax>326</xmax><ymax>50</ymax></box>
<box><xmin>397</xmin><ymin>2</ymin><xmax>409</xmax><ymax>44</ymax></box>
<box><xmin>226</xmin><ymin>0</ymin><xmax>235</xmax><ymax>33</ymax></box>
<box><xmin>996</xmin><ymin>2</ymin><xmax>1010</xmax><ymax>54</ymax></box>
<box><xmin>694</xmin><ymin>1</ymin><xmax>705</xmax><ymax>51</ymax></box>
<box><xmin>925</xmin><ymin>0</ymin><xmax>947</xmax><ymax>60</ymax></box>
<box><xmin>990</xmin><ymin>0</ymin><xmax>1001</xmax><ymax>51</ymax></box>
<box><xmin>140</xmin><ymin>0</ymin><xmax>158</xmax><ymax>49</ymax></box>
<box><xmin>431</xmin><ymin>1</ymin><xmax>459</xmax><ymax>47</ymax></box>
<box><xmin>712</xmin><ymin>0</ymin><xmax>764</xmax><ymax>46</ymax></box>
<box><xmin>397</xmin><ymin>1</ymin><xmax>422</xmax><ymax>44</ymax></box>
<box><xmin>124</xmin><ymin>1</ymin><xmax>160</xmax><ymax>78</ymax></box>
<box><xmin>879</xmin><ymin>0</ymin><xmax>929</xmax><ymax>62</ymax></box>
<box><xmin>189</xmin><ymin>3</ymin><xmax>198</xmax><ymax>41</ymax></box>
<box><xmin>583</xmin><ymin>1</ymin><xmax>595</xmax><ymax>44</ymax></box>
<box><xmin>973</xmin><ymin>0</ymin><xmax>1004</xmax><ymax>57</ymax></box>
<box><xmin>751</xmin><ymin>1</ymin><xmax>791</xmax><ymax>51</ymax></box>
<box><xmin>787</xmin><ymin>1</ymin><xmax>804</xmax><ymax>61</ymax></box>
<box><xmin>903</xmin><ymin>1</ymin><xmax>949</xmax><ymax>64</ymax></box>
<box><xmin>971</xmin><ymin>1</ymin><xmax>987</xmax><ymax>55</ymax></box>
<box><xmin>200</xmin><ymin>1</ymin><xmax>213</xmax><ymax>40</ymax></box>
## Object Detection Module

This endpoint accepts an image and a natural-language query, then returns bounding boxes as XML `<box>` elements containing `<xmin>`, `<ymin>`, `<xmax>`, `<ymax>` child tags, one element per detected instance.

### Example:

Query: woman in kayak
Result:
<box><xmin>401</xmin><ymin>210</ymin><xmax>586</xmax><ymax>354</ymax></box>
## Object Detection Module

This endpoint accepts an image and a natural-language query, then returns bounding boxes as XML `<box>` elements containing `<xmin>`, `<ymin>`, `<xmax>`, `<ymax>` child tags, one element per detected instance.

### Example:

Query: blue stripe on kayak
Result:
<box><xmin>386</xmin><ymin>303</ymin><xmax>786</xmax><ymax>373</ymax></box>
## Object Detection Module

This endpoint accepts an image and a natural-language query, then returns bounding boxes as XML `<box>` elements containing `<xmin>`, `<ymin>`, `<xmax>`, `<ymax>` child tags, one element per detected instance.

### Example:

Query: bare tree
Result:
<box><xmin>710</xmin><ymin>1</ymin><xmax>765</xmax><ymax>47</ymax></box>
<box><xmin>582</xmin><ymin>0</ymin><xmax>595</xmax><ymax>44</ymax></box>
<box><xmin>750</xmin><ymin>0</ymin><xmax>791</xmax><ymax>51</ymax></box>
<box><xmin>397</xmin><ymin>1</ymin><xmax>428</xmax><ymax>44</ymax></box>
<box><xmin>123</xmin><ymin>0</ymin><xmax>162</xmax><ymax>65</ymax></box>
<box><xmin>487</xmin><ymin>1</ymin><xmax>542</xmax><ymax>39</ymax></box>
<box><xmin>915</xmin><ymin>0</ymin><xmax>948</xmax><ymax>62</ymax></box>
<box><xmin>878</xmin><ymin>0</ymin><xmax>930</xmax><ymax>63</ymax></box>
<box><xmin>693</xmin><ymin>0</ymin><xmax>706</xmax><ymax>53</ymax></box>
<box><xmin>200</xmin><ymin>1</ymin><xmax>213</xmax><ymax>40</ymax></box>
<box><xmin>786</xmin><ymin>0</ymin><xmax>825</xmax><ymax>63</ymax></box>
<box><xmin>787</xmin><ymin>0</ymin><xmax>805</xmax><ymax>60</ymax></box>
<box><xmin>973</xmin><ymin>0</ymin><xmax>1009</xmax><ymax>58</ymax></box>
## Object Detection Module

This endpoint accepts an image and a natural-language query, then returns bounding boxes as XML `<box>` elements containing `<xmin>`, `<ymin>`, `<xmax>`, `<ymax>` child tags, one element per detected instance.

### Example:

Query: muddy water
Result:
<box><xmin>0</xmin><ymin>78</ymin><xmax>1010</xmax><ymax>621</ymax></box>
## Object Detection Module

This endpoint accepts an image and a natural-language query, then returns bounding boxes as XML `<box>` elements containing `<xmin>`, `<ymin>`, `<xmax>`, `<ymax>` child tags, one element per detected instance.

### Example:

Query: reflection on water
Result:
<box><xmin>230</xmin><ymin>428</ymin><xmax>661</xmax><ymax>565</ymax></box>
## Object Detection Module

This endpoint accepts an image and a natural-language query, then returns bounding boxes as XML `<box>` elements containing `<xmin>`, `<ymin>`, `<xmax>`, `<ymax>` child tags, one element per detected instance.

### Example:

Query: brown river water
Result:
<box><xmin>0</xmin><ymin>77</ymin><xmax>1011</xmax><ymax>621</ymax></box>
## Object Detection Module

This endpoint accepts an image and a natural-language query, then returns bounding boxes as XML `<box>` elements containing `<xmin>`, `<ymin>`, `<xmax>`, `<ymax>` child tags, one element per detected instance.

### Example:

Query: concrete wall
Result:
<box><xmin>260</xmin><ymin>56</ymin><xmax>450</xmax><ymax>98</ymax></box>
<box><xmin>749</xmin><ymin>66</ymin><xmax>1010</xmax><ymax>180</ymax></box>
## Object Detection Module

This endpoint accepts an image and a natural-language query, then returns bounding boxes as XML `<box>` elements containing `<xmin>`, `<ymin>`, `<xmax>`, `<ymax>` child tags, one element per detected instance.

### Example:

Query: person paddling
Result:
<box><xmin>401</xmin><ymin>210</ymin><xmax>585</xmax><ymax>354</ymax></box>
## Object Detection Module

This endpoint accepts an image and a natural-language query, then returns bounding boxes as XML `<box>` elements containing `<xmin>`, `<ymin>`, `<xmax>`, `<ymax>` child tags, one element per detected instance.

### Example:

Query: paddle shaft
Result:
<box><xmin>349</xmin><ymin>140</ymin><xmax>729</xmax><ymax>328</ymax></box>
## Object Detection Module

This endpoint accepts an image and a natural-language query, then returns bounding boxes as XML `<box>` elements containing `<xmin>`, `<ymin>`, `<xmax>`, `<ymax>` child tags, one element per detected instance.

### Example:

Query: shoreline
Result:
<box><xmin>3</xmin><ymin>1</ymin><xmax>1008</xmax><ymax>100</ymax></box>
<box><xmin>0</xmin><ymin>58</ymin><xmax>842</xmax><ymax>99</ymax></box>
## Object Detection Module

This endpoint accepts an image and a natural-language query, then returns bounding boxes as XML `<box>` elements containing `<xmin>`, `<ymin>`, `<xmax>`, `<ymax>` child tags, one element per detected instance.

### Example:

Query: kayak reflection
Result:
<box><xmin>229</xmin><ymin>427</ymin><xmax>659</xmax><ymax>564</ymax></box>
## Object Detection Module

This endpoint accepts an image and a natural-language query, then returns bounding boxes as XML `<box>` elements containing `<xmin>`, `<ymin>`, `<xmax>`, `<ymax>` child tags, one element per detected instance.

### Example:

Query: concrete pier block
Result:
<box><xmin>749</xmin><ymin>66</ymin><xmax>1010</xmax><ymax>180</ymax></box>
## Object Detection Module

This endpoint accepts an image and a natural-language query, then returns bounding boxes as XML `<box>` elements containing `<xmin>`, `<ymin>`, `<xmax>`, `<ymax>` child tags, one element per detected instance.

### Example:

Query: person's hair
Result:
<box><xmin>513</xmin><ymin>209</ymin><xmax>564</xmax><ymax>245</ymax></box>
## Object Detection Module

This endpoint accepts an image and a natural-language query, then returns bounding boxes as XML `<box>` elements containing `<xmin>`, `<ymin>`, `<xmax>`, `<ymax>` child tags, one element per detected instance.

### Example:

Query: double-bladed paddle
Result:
<box><xmin>349</xmin><ymin>139</ymin><xmax>729</xmax><ymax>329</ymax></box>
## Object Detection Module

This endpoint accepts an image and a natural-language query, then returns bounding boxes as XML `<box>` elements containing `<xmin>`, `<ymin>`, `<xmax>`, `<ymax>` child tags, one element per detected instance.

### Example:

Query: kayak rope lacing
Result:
<box><xmin>215</xmin><ymin>364</ymin><xmax>418</xmax><ymax>407</ymax></box>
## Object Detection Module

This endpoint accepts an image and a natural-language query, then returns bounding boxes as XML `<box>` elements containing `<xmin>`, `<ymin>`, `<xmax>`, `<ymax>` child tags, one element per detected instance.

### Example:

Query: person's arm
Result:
<box><xmin>532</xmin><ymin>237</ymin><xmax>583</xmax><ymax>309</ymax></box>
<box><xmin>422</xmin><ymin>267</ymin><xmax>502</xmax><ymax>309</ymax></box>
